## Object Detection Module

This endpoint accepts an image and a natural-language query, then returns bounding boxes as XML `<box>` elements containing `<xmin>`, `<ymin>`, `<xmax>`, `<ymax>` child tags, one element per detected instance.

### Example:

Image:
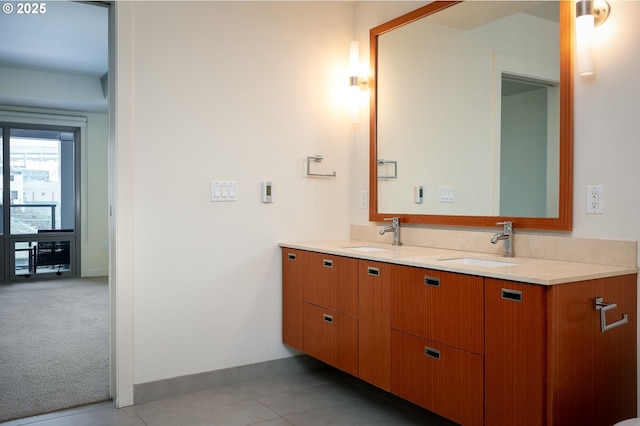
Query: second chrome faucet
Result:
<box><xmin>379</xmin><ymin>217</ymin><xmax>402</xmax><ymax>246</ymax></box>
<box><xmin>491</xmin><ymin>221</ymin><xmax>514</xmax><ymax>257</ymax></box>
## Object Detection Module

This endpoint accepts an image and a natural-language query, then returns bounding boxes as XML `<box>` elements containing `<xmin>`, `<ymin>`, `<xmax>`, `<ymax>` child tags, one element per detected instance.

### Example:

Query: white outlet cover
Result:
<box><xmin>586</xmin><ymin>185</ymin><xmax>603</xmax><ymax>214</ymax></box>
<box><xmin>360</xmin><ymin>190</ymin><xmax>368</xmax><ymax>209</ymax></box>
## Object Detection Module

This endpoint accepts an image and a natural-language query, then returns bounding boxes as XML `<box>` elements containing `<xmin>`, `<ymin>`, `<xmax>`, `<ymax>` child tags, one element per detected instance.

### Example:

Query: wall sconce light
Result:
<box><xmin>349</xmin><ymin>41</ymin><xmax>369</xmax><ymax>123</ymax></box>
<box><xmin>576</xmin><ymin>0</ymin><xmax>611</xmax><ymax>76</ymax></box>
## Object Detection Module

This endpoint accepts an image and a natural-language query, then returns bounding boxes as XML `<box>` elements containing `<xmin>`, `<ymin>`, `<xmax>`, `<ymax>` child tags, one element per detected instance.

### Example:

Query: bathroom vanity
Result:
<box><xmin>280</xmin><ymin>241</ymin><xmax>637</xmax><ymax>426</ymax></box>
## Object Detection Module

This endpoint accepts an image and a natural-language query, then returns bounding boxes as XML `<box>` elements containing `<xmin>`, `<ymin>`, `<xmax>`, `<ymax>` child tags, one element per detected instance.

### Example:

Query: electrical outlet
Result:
<box><xmin>587</xmin><ymin>185</ymin><xmax>603</xmax><ymax>214</ymax></box>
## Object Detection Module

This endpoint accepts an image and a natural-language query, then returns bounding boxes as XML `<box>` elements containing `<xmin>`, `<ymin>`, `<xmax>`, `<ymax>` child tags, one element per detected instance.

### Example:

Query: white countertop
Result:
<box><xmin>279</xmin><ymin>240</ymin><xmax>638</xmax><ymax>285</ymax></box>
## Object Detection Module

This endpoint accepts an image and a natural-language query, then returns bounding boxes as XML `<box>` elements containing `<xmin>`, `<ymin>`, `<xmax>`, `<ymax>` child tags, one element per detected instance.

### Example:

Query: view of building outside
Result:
<box><xmin>5</xmin><ymin>136</ymin><xmax>62</xmax><ymax>235</ymax></box>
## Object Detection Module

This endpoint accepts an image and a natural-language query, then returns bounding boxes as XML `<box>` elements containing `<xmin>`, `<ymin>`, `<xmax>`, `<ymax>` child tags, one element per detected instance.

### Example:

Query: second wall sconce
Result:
<box><xmin>349</xmin><ymin>41</ymin><xmax>369</xmax><ymax>123</ymax></box>
<box><xmin>576</xmin><ymin>0</ymin><xmax>611</xmax><ymax>76</ymax></box>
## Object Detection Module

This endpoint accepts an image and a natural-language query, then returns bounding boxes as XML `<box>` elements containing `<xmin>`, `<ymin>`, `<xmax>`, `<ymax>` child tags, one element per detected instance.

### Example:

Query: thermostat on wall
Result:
<box><xmin>262</xmin><ymin>182</ymin><xmax>273</xmax><ymax>203</ymax></box>
<box><xmin>415</xmin><ymin>185</ymin><xmax>424</xmax><ymax>204</ymax></box>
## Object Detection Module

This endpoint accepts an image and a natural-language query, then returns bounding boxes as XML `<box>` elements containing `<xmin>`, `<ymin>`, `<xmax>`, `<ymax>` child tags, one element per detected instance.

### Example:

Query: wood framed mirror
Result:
<box><xmin>369</xmin><ymin>1</ymin><xmax>573</xmax><ymax>230</ymax></box>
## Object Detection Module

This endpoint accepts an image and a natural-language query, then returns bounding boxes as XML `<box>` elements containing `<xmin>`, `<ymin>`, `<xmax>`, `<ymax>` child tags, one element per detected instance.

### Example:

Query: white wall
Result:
<box><xmin>82</xmin><ymin>112</ymin><xmax>109</xmax><ymax>276</ymax></box>
<box><xmin>114</xmin><ymin>1</ymin><xmax>355</xmax><ymax>386</ymax></box>
<box><xmin>573</xmin><ymin>1</ymin><xmax>640</xmax><ymax>242</ymax></box>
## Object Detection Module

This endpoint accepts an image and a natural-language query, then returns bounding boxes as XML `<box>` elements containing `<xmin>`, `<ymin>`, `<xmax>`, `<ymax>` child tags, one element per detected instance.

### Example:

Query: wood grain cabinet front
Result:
<box><xmin>281</xmin><ymin>248</ymin><xmax>637</xmax><ymax>426</ymax></box>
<box><xmin>282</xmin><ymin>249</ymin><xmax>304</xmax><ymax>351</ymax></box>
<box><xmin>303</xmin><ymin>302</ymin><xmax>358</xmax><ymax>376</ymax></box>
<box><xmin>391</xmin><ymin>330</ymin><xmax>484</xmax><ymax>426</ymax></box>
<box><xmin>390</xmin><ymin>266</ymin><xmax>484</xmax><ymax>425</ymax></box>
<box><xmin>303</xmin><ymin>252</ymin><xmax>358</xmax><ymax>317</ymax></box>
<box><xmin>358</xmin><ymin>260</ymin><xmax>394</xmax><ymax>390</ymax></box>
<box><xmin>289</xmin><ymin>251</ymin><xmax>359</xmax><ymax>376</ymax></box>
<box><xmin>391</xmin><ymin>266</ymin><xmax>484</xmax><ymax>355</ymax></box>
<box><xmin>484</xmin><ymin>279</ymin><xmax>547</xmax><ymax>426</ymax></box>
<box><xmin>485</xmin><ymin>275</ymin><xmax>638</xmax><ymax>426</ymax></box>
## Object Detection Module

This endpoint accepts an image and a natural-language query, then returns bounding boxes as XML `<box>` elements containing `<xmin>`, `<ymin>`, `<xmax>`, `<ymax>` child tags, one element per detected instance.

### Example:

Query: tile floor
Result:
<box><xmin>1</xmin><ymin>367</ymin><xmax>456</xmax><ymax>426</ymax></box>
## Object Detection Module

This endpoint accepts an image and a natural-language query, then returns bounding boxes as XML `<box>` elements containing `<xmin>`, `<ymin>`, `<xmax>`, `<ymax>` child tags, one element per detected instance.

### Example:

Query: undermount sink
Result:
<box><xmin>344</xmin><ymin>246</ymin><xmax>392</xmax><ymax>252</ymax></box>
<box><xmin>439</xmin><ymin>257</ymin><xmax>517</xmax><ymax>268</ymax></box>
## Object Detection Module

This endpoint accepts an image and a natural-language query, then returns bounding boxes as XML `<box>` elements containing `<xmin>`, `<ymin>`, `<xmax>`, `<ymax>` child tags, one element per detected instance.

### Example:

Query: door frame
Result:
<box><xmin>109</xmin><ymin>0</ymin><xmax>135</xmax><ymax>407</ymax></box>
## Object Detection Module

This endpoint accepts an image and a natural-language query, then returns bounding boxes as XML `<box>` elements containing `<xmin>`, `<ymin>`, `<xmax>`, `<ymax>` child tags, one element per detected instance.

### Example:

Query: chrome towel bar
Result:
<box><xmin>306</xmin><ymin>155</ymin><xmax>336</xmax><ymax>177</ymax></box>
<box><xmin>594</xmin><ymin>297</ymin><xmax>628</xmax><ymax>332</ymax></box>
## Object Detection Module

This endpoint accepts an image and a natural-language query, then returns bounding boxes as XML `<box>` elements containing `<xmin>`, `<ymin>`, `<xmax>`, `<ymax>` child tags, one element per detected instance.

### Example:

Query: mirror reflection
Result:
<box><xmin>372</xmin><ymin>1</ymin><xmax>571</xmax><ymax>229</ymax></box>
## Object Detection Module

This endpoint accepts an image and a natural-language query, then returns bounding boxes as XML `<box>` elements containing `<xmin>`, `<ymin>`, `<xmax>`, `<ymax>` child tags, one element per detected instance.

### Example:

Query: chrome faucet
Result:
<box><xmin>491</xmin><ymin>221</ymin><xmax>514</xmax><ymax>257</ymax></box>
<box><xmin>379</xmin><ymin>217</ymin><xmax>402</xmax><ymax>246</ymax></box>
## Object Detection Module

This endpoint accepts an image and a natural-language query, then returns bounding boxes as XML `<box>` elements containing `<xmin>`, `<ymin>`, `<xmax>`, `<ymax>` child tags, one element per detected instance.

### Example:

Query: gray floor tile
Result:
<box><xmin>4</xmin><ymin>367</ymin><xmax>456</xmax><ymax>426</ymax></box>
<box><xmin>371</xmin><ymin>408</ymin><xmax>457</xmax><ymax>426</ymax></box>
<box><xmin>257</xmin><ymin>380</ymin><xmax>363</xmax><ymax>417</ymax></box>
<box><xmin>237</xmin><ymin>370</ymin><xmax>336</xmax><ymax>398</ymax></box>
<box><xmin>251</xmin><ymin>419</ymin><xmax>294</xmax><ymax>426</ymax></box>
<box><xmin>136</xmin><ymin>398</ymin><xmax>280</xmax><ymax>426</ymax></box>
<box><xmin>283</xmin><ymin>396</ymin><xmax>400</xmax><ymax>426</ymax></box>
<box><xmin>1</xmin><ymin>405</ymin><xmax>145</xmax><ymax>426</ymax></box>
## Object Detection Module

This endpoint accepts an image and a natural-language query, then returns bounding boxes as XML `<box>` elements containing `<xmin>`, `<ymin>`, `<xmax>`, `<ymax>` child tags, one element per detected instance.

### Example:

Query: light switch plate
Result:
<box><xmin>438</xmin><ymin>186</ymin><xmax>455</xmax><ymax>203</ymax></box>
<box><xmin>211</xmin><ymin>181</ymin><xmax>238</xmax><ymax>202</ymax></box>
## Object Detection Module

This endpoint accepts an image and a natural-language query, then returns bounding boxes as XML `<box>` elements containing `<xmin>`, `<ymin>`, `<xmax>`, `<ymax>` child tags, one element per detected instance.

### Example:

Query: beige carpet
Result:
<box><xmin>0</xmin><ymin>277</ymin><xmax>110</xmax><ymax>422</ymax></box>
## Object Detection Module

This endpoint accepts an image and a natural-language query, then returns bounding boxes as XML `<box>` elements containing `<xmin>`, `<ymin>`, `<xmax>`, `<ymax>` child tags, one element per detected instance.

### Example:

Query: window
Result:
<box><xmin>1</xmin><ymin>120</ymin><xmax>82</xmax><ymax>281</ymax></box>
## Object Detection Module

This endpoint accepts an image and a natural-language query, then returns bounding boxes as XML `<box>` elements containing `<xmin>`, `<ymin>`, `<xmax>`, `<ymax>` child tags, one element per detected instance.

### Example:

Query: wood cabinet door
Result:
<box><xmin>358</xmin><ymin>260</ymin><xmax>394</xmax><ymax>390</ymax></box>
<box><xmin>282</xmin><ymin>249</ymin><xmax>303</xmax><ymax>350</ymax></box>
<box><xmin>391</xmin><ymin>330</ymin><xmax>484</xmax><ymax>426</ymax></box>
<box><xmin>303</xmin><ymin>302</ymin><xmax>358</xmax><ymax>376</ymax></box>
<box><xmin>547</xmin><ymin>275</ymin><xmax>637</xmax><ymax>426</ymax></box>
<box><xmin>485</xmin><ymin>279</ymin><xmax>547</xmax><ymax>426</ymax></box>
<box><xmin>391</xmin><ymin>330</ymin><xmax>426</xmax><ymax>407</ymax></box>
<box><xmin>303</xmin><ymin>253</ymin><xmax>358</xmax><ymax>316</ymax></box>
<box><xmin>392</xmin><ymin>266</ymin><xmax>484</xmax><ymax>355</ymax></box>
<box><xmin>391</xmin><ymin>265</ymin><xmax>427</xmax><ymax>337</ymax></box>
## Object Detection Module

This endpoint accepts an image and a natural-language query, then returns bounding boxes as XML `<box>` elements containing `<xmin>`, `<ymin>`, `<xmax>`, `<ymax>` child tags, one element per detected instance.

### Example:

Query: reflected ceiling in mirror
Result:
<box><xmin>369</xmin><ymin>1</ymin><xmax>573</xmax><ymax>230</ymax></box>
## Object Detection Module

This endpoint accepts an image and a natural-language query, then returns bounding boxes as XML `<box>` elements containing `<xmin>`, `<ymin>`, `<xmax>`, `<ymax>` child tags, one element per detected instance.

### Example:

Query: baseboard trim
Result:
<box><xmin>133</xmin><ymin>355</ymin><xmax>324</xmax><ymax>405</ymax></box>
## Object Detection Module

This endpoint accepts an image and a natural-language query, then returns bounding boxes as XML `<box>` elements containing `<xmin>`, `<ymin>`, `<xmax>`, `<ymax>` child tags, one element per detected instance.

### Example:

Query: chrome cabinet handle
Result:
<box><xmin>322</xmin><ymin>259</ymin><xmax>333</xmax><ymax>268</ymax></box>
<box><xmin>287</xmin><ymin>253</ymin><xmax>296</xmax><ymax>261</ymax></box>
<box><xmin>323</xmin><ymin>313</ymin><xmax>333</xmax><ymax>324</ymax></box>
<box><xmin>367</xmin><ymin>267</ymin><xmax>380</xmax><ymax>276</ymax></box>
<box><xmin>595</xmin><ymin>297</ymin><xmax>629</xmax><ymax>332</ymax></box>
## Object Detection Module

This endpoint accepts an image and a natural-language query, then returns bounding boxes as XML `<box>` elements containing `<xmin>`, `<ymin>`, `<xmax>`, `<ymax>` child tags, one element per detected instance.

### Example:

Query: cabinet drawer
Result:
<box><xmin>391</xmin><ymin>267</ymin><xmax>484</xmax><ymax>354</ymax></box>
<box><xmin>303</xmin><ymin>302</ymin><xmax>358</xmax><ymax>376</ymax></box>
<box><xmin>391</xmin><ymin>330</ymin><xmax>483</xmax><ymax>426</ymax></box>
<box><xmin>303</xmin><ymin>253</ymin><xmax>358</xmax><ymax>316</ymax></box>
